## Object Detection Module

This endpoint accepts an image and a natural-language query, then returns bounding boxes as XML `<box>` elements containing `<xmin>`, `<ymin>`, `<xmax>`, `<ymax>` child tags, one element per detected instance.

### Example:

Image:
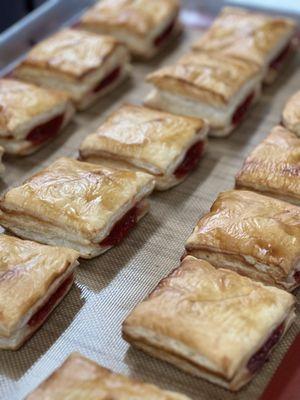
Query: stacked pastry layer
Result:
<box><xmin>145</xmin><ymin>7</ymin><xmax>296</xmax><ymax>137</ymax></box>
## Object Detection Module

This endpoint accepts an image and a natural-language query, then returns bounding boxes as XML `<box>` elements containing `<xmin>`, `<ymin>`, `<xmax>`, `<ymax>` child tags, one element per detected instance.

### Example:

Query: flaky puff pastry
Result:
<box><xmin>192</xmin><ymin>7</ymin><xmax>296</xmax><ymax>84</ymax></box>
<box><xmin>13</xmin><ymin>29</ymin><xmax>130</xmax><ymax>110</ymax></box>
<box><xmin>26</xmin><ymin>352</ymin><xmax>190</xmax><ymax>400</ymax></box>
<box><xmin>0</xmin><ymin>234</ymin><xmax>79</xmax><ymax>350</ymax></box>
<box><xmin>0</xmin><ymin>79</ymin><xmax>74</xmax><ymax>155</ymax></box>
<box><xmin>236</xmin><ymin>126</ymin><xmax>300</xmax><ymax>205</ymax></box>
<box><xmin>185</xmin><ymin>190</ymin><xmax>300</xmax><ymax>291</ymax></box>
<box><xmin>123</xmin><ymin>256</ymin><xmax>295</xmax><ymax>391</ymax></box>
<box><xmin>80</xmin><ymin>104</ymin><xmax>208</xmax><ymax>190</ymax></box>
<box><xmin>145</xmin><ymin>52</ymin><xmax>262</xmax><ymax>137</ymax></box>
<box><xmin>79</xmin><ymin>0</ymin><xmax>180</xmax><ymax>58</ymax></box>
<box><xmin>282</xmin><ymin>91</ymin><xmax>300</xmax><ymax>137</ymax></box>
<box><xmin>0</xmin><ymin>158</ymin><xmax>155</xmax><ymax>258</ymax></box>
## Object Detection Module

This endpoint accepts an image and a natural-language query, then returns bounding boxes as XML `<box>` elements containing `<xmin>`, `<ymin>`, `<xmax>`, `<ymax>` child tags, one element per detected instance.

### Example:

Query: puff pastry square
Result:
<box><xmin>185</xmin><ymin>190</ymin><xmax>300</xmax><ymax>291</ymax></box>
<box><xmin>123</xmin><ymin>256</ymin><xmax>295</xmax><ymax>391</ymax></box>
<box><xmin>79</xmin><ymin>0</ymin><xmax>180</xmax><ymax>58</ymax></box>
<box><xmin>13</xmin><ymin>29</ymin><xmax>130</xmax><ymax>110</ymax></box>
<box><xmin>26</xmin><ymin>352</ymin><xmax>190</xmax><ymax>400</ymax></box>
<box><xmin>80</xmin><ymin>104</ymin><xmax>208</xmax><ymax>190</ymax></box>
<box><xmin>192</xmin><ymin>7</ymin><xmax>296</xmax><ymax>84</ymax></box>
<box><xmin>236</xmin><ymin>126</ymin><xmax>300</xmax><ymax>205</ymax></box>
<box><xmin>0</xmin><ymin>157</ymin><xmax>155</xmax><ymax>258</ymax></box>
<box><xmin>282</xmin><ymin>91</ymin><xmax>300</xmax><ymax>136</ymax></box>
<box><xmin>0</xmin><ymin>234</ymin><xmax>79</xmax><ymax>350</ymax></box>
<box><xmin>0</xmin><ymin>79</ymin><xmax>74</xmax><ymax>155</ymax></box>
<box><xmin>145</xmin><ymin>52</ymin><xmax>262</xmax><ymax>137</ymax></box>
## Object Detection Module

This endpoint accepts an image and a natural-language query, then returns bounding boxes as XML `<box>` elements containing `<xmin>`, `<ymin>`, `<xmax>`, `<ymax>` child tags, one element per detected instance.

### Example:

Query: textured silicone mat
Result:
<box><xmin>0</xmin><ymin>5</ymin><xmax>300</xmax><ymax>400</ymax></box>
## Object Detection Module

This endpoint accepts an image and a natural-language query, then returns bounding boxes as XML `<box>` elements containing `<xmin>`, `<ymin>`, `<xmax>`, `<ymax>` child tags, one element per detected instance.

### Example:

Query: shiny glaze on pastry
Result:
<box><xmin>236</xmin><ymin>126</ymin><xmax>300</xmax><ymax>205</ymax></box>
<box><xmin>0</xmin><ymin>234</ymin><xmax>78</xmax><ymax>337</ymax></box>
<box><xmin>192</xmin><ymin>7</ymin><xmax>296</xmax><ymax>67</ymax></box>
<box><xmin>123</xmin><ymin>256</ymin><xmax>295</xmax><ymax>391</ymax></box>
<box><xmin>146</xmin><ymin>52</ymin><xmax>261</xmax><ymax>107</ymax></box>
<box><xmin>26</xmin><ymin>352</ymin><xmax>191</xmax><ymax>399</ymax></box>
<box><xmin>16</xmin><ymin>29</ymin><xmax>123</xmax><ymax>79</ymax></box>
<box><xmin>80</xmin><ymin>0</ymin><xmax>179</xmax><ymax>38</ymax></box>
<box><xmin>0</xmin><ymin>79</ymin><xmax>69</xmax><ymax>135</ymax></box>
<box><xmin>0</xmin><ymin>157</ymin><xmax>154</xmax><ymax>241</ymax></box>
<box><xmin>80</xmin><ymin>103</ymin><xmax>207</xmax><ymax>174</ymax></box>
<box><xmin>282</xmin><ymin>91</ymin><xmax>300</xmax><ymax>136</ymax></box>
<box><xmin>185</xmin><ymin>190</ymin><xmax>300</xmax><ymax>289</ymax></box>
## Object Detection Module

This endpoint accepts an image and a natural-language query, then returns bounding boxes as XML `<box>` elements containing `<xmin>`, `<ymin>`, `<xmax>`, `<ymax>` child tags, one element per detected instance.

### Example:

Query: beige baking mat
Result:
<box><xmin>0</xmin><ymin>12</ymin><xmax>300</xmax><ymax>400</ymax></box>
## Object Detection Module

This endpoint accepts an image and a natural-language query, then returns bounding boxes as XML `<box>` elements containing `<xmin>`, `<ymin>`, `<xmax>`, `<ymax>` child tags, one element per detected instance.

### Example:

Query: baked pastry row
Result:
<box><xmin>26</xmin><ymin>352</ymin><xmax>190</xmax><ymax>399</ymax></box>
<box><xmin>144</xmin><ymin>7</ymin><xmax>296</xmax><ymax>137</ymax></box>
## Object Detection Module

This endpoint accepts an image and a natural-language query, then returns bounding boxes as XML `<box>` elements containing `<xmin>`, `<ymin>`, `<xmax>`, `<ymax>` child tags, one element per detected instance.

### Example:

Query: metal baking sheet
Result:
<box><xmin>0</xmin><ymin>1</ymin><xmax>300</xmax><ymax>399</ymax></box>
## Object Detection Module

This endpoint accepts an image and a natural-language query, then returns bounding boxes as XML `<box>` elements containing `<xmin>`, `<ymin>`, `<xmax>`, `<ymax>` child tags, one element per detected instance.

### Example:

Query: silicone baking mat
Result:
<box><xmin>0</xmin><ymin>2</ymin><xmax>299</xmax><ymax>399</ymax></box>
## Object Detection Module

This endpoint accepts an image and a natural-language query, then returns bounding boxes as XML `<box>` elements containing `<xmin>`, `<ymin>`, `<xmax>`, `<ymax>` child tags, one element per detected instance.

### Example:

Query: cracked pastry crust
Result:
<box><xmin>13</xmin><ymin>29</ymin><xmax>130</xmax><ymax>110</ymax></box>
<box><xmin>79</xmin><ymin>0</ymin><xmax>180</xmax><ymax>58</ymax></box>
<box><xmin>145</xmin><ymin>52</ymin><xmax>262</xmax><ymax>137</ymax></box>
<box><xmin>0</xmin><ymin>79</ymin><xmax>74</xmax><ymax>155</ymax></box>
<box><xmin>123</xmin><ymin>256</ymin><xmax>295</xmax><ymax>391</ymax></box>
<box><xmin>0</xmin><ymin>157</ymin><xmax>155</xmax><ymax>258</ymax></box>
<box><xmin>282</xmin><ymin>91</ymin><xmax>300</xmax><ymax>136</ymax></box>
<box><xmin>185</xmin><ymin>190</ymin><xmax>300</xmax><ymax>291</ymax></box>
<box><xmin>0</xmin><ymin>234</ymin><xmax>79</xmax><ymax>350</ymax></box>
<box><xmin>192</xmin><ymin>7</ymin><xmax>296</xmax><ymax>84</ymax></box>
<box><xmin>79</xmin><ymin>103</ymin><xmax>208</xmax><ymax>190</ymax></box>
<box><xmin>236</xmin><ymin>126</ymin><xmax>300</xmax><ymax>205</ymax></box>
<box><xmin>26</xmin><ymin>352</ymin><xmax>190</xmax><ymax>400</ymax></box>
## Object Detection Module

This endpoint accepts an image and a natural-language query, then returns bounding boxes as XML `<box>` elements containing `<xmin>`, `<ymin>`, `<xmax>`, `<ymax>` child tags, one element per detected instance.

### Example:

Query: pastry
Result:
<box><xmin>192</xmin><ymin>7</ymin><xmax>296</xmax><ymax>84</ymax></box>
<box><xmin>79</xmin><ymin>104</ymin><xmax>208</xmax><ymax>190</ymax></box>
<box><xmin>184</xmin><ymin>190</ymin><xmax>300</xmax><ymax>291</ymax></box>
<box><xmin>236</xmin><ymin>125</ymin><xmax>300</xmax><ymax>205</ymax></box>
<box><xmin>13</xmin><ymin>28</ymin><xmax>130</xmax><ymax>110</ymax></box>
<box><xmin>282</xmin><ymin>91</ymin><xmax>300</xmax><ymax>136</ymax></box>
<box><xmin>26</xmin><ymin>352</ymin><xmax>190</xmax><ymax>399</ymax></box>
<box><xmin>0</xmin><ymin>234</ymin><xmax>79</xmax><ymax>350</ymax></box>
<box><xmin>0</xmin><ymin>146</ymin><xmax>4</xmax><ymax>173</ymax></box>
<box><xmin>145</xmin><ymin>52</ymin><xmax>262</xmax><ymax>137</ymax></box>
<box><xmin>123</xmin><ymin>256</ymin><xmax>295</xmax><ymax>391</ymax></box>
<box><xmin>0</xmin><ymin>79</ymin><xmax>74</xmax><ymax>155</ymax></box>
<box><xmin>79</xmin><ymin>0</ymin><xmax>180</xmax><ymax>58</ymax></box>
<box><xmin>0</xmin><ymin>157</ymin><xmax>155</xmax><ymax>258</ymax></box>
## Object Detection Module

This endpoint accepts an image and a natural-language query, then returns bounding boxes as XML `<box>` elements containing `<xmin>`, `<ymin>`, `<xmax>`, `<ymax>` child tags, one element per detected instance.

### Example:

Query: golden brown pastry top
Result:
<box><xmin>80</xmin><ymin>0</ymin><xmax>179</xmax><ymax>37</ymax></box>
<box><xmin>0</xmin><ymin>79</ymin><xmax>69</xmax><ymax>134</ymax></box>
<box><xmin>0</xmin><ymin>234</ymin><xmax>79</xmax><ymax>336</ymax></box>
<box><xmin>185</xmin><ymin>190</ymin><xmax>300</xmax><ymax>275</ymax></box>
<box><xmin>26</xmin><ymin>352</ymin><xmax>190</xmax><ymax>400</ymax></box>
<box><xmin>123</xmin><ymin>256</ymin><xmax>294</xmax><ymax>379</ymax></box>
<box><xmin>282</xmin><ymin>91</ymin><xmax>300</xmax><ymax>135</ymax></box>
<box><xmin>80</xmin><ymin>104</ymin><xmax>207</xmax><ymax>174</ymax></box>
<box><xmin>0</xmin><ymin>158</ymin><xmax>154</xmax><ymax>240</ymax></box>
<box><xmin>16</xmin><ymin>28</ymin><xmax>123</xmax><ymax>78</ymax></box>
<box><xmin>236</xmin><ymin>126</ymin><xmax>300</xmax><ymax>201</ymax></box>
<box><xmin>192</xmin><ymin>7</ymin><xmax>296</xmax><ymax>66</ymax></box>
<box><xmin>146</xmin><ymin>52</ymin><xmax>261</xmax><ymax>107</ymax></box>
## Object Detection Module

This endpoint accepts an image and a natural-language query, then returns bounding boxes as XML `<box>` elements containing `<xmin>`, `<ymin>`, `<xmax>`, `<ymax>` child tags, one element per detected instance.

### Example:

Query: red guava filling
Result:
<box><xmin>247</xmin><ymin>323</ymin><xmax>284</xmax><ymax>374</ymax></box>
<box><xmin>174</xmin><ymin>141</ymin><xmax>204</xmax><ymax>179</ymax></box>
<box><xmin>231</xmin><ymin>92</ymin><xmax>255</xmax><ymax>127</ymax></box>
<box><xmin>26</xmin><ymin>114</ymin><xmax>64</xmax><ymax>145</ymax></box>
<box><xmin>99</xmin><ymin>204</ymin><xmax>141</xmax><ymax>247</ymax></box>
<box><xmin>293</xmin><ymin>270</ymin><xmax>300</xmax><ymax>283</ymax></box>
<box><xmin>154</xmin><ymin>18</ymin><xmax>176</xmax><ymax>47</ymax></box>
<box><xmin>27</xmin><ymin>273</ymin><xmax>74</xmax><ymax>328</ymax></box>
<box><xmin>92</xmin><ymin>66</ymin><xmax>121</xmax><ymax>93</ymax></box>
<box><xmin>269</xmin><ymin>42</ymin><xmax>291</xmax><ymax>71</ymax></box>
